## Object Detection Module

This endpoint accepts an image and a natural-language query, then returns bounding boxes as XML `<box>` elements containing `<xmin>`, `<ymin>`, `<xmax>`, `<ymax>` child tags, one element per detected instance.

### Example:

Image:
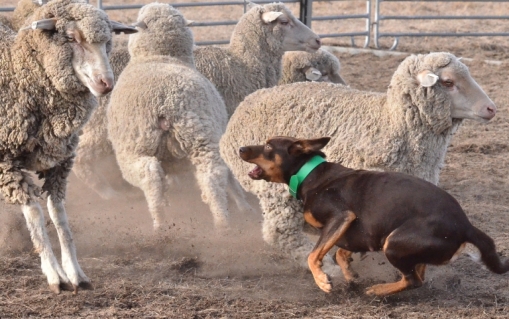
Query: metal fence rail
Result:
<box><xmin>374</xmin><ymin>0</ymin><xmax>509</xmax><ymax>50</ymax></box>
<box><xmin>3</xmin><ymin>0</ymin><xmax>509</xmax><ymax>49</ymax></box>
<box><xmin>311</xmin><ymin>0</ymin><xmax>371</xmax><ymax>48</ymax></box>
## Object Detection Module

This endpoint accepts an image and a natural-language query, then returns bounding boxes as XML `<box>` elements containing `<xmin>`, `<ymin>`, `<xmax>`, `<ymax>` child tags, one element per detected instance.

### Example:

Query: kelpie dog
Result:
<box><xmin>239</xmin><ymin>136</ymin><xmax>509</xmax><ymax>296</ymax></box>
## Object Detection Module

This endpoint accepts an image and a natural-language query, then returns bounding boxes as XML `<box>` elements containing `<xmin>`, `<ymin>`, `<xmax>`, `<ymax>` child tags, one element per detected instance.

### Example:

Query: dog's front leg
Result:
<box><xmin>308</xmin><ymin>211</ymin><xmax>356</xmax><ymax>293</ymax></box>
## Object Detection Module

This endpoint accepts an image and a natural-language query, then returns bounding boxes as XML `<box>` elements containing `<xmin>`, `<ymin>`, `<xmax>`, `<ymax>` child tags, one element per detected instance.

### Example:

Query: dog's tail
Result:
<box><xmin>467</xmin><ymin>226</ymin><xmax>509</xmax><ymax>274</ymax></box>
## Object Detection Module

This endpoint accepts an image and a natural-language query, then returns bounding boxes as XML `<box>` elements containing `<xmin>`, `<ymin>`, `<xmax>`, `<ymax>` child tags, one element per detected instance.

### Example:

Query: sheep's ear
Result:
<box><xmin>288</xmin><ymin>137</ymin><xmax>331</xmax><ymax>155</ymax></box>
<box><xmin>132</xmin><ymin>21</ymin><xmax>147</xmax><ymax>30</ymax></box>
<box><xmin>261</xmin><ymin>11</ymin><xmax>283</xmax><ymax>23</ymax></box>
<box><xmin>185</xmin><ymin>19</ymin><xmax>195</xmax><ymax>26</ymax></box>
<box><xmin>417</xmin><ymin>70</ymin><xmax>439</xmax><ymax>87</ymax></box>
<box><xmin>110</xmin><ymin>20</ymin><xmax>138</xmax><ymax>34</ymax></box>
<box><xmin>304</xmin><ymin>67</ymin><xmax>322</xmax><ymax>81</ymax></box>
<box><xmin>20</xmin><ymin>18</ymin><xmax>57</xmax><ymax>31</ymax></box>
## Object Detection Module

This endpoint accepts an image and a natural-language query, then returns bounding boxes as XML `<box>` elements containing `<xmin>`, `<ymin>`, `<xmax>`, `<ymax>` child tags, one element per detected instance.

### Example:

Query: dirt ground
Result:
<box><xmin>2</xmin><ymin>1</ymin><xmax>509</xmax><ymax>318</ymax></box>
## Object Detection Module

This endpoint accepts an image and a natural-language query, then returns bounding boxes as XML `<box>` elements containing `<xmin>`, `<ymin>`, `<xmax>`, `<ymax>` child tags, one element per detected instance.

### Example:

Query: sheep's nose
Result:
<box><xmin>315</xmin><ymin>38</ymin><xmax>321</xmax><ymax>47</ymax></box>
<box><xmin>487</xmin><ymin>104</ymin><xmax>496</xmax><ymax>115</ymax></box>
<box><xmin>96</xmin><ymin>74</ymin><xmax>114</xmax><ymax>91</ymax></box>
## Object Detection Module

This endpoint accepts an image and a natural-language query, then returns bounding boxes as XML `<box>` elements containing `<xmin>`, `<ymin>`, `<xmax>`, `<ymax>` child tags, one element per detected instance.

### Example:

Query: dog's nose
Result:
<box><xmin>239</xmin><ymin>147</ymin><xmax>248</xmax><ymax>154</ymax></box>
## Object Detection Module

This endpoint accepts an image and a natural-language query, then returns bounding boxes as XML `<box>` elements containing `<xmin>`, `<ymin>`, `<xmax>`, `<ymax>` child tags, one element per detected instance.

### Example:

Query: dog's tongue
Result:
<box><xmin>248</xmin><ymin>165</ymin><xmax>263</xmax><ymax>179</ymax></box>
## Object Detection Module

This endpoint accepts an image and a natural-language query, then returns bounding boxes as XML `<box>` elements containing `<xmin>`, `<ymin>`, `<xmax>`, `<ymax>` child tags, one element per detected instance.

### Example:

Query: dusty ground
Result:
<box><xmin>2</xmin><ymin>1</ymin><xmax>509</xmax><ymax>318</ymax></box>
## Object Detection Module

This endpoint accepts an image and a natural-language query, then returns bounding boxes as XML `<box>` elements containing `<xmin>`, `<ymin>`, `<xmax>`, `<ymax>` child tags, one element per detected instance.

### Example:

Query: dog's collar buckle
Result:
<box><xmin>289</xmin><ymin>155</ymin><xmax>326</xmax><ymax>199</ymax></box>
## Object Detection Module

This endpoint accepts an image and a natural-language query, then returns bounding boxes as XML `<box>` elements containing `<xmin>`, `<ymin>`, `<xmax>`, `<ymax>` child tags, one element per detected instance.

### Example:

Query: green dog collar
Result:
<box><xmin>289</xmin><ymin>155</ymin><xmax>326</xmax><ymax>199</ymax></box>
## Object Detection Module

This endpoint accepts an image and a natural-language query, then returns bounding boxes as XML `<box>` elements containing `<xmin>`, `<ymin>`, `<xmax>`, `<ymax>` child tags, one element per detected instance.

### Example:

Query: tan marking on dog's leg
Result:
<box><xmin>448</xmin><ymin>242</ymin><xmax>467</xmax><ymax>264</ymax></box>
<box><xmin>308</xmin><ymin>211</ymin><xmax>356</xmax><ymax>293</ymax></box>
<box><xmin>415</xmin><ymin>264</ymin><xmax>426</xmax><ymax>282</ymax></box>
<box><xmin>335</xmin><ymin>248</ymin><xmax>358</xmax><ymax>282</ymax></box>
<box><xmin>304</xmin><ymin>210</ymin><xmax>323</xmax><ymax>228</ymax></box>
<box><xmin>382</xmin><ymin>231</ymin><xmax>395</xmax><ymax>253</ymax></box>
<box><xmin>366</xmin><ymin>273</ymin><xmax>421</xmax><ymax>297</ymax></box>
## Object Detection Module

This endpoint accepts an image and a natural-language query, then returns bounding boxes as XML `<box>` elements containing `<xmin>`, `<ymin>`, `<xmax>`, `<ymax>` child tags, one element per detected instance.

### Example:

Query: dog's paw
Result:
<box><xmin>314</xmin><ymin>272</ymin><xmax>333</xmax><ymax>293</ymax></box>
<box><xmin>365</xmin><ymin>283</ymin><xmax>393</xmax><ymax>297</ymax></box>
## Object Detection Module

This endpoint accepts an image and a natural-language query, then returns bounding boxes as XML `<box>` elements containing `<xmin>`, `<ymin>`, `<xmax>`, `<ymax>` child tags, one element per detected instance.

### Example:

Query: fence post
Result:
<box><xmin>300</xmin><ymin>0</ymin><xmax>312</xmax><ymax>27</ymax></box>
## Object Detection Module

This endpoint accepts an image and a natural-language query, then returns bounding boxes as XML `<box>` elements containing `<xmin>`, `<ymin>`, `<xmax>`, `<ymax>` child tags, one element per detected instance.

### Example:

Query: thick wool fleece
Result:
<box><xmin>0</xmin><ymin>15</ymin><xmax>12</xmax><ymax>29</ymax></box>
<box><xmin>128</xmin><ymin>3</ymin><xmax>194</xmax><ymax>66</ymax></box>
<box><xmin>10</xmin><ymin>0</ymin><xmax>41</xmax><ymax>30</ymax></box>
<box><xmin>279</xmin><ymin>49</ymin><xmax>344</xmax><ymax>85</ymax></box>
<box><xmin>220</xmin><ymin>52</ymin><xmax>466</xmax><ymax>270</ymax></box>
<box><xmin>194</xmin><ymin>3</ymin><xmax>293</xmax><ymax>117</ymax></box>
<box><xmin>107</xmin><ymin>3</ymin><xmax>230</xmax><ymax>227</ymax></box>
<box><xmin>0</xmin><ymin>0</ymin><xmax>112</xmax><ymax>204</ymax></box>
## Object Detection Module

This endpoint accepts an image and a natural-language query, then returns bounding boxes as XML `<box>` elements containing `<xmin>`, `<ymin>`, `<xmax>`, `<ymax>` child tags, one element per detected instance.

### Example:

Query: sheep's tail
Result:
<box><xmin>466</xmin><ymin>226</ymin><xmax>509</xmax><ymax>274</ymax></box>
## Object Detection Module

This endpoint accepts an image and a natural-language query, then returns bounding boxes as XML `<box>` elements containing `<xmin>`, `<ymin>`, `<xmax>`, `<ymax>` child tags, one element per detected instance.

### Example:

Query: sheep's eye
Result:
<box><xmin>441</xmin><ymin>80</ymin><xmax>454</xmax><ymax>88</ymax></box>
<box><xmin>280</xmin><ymin>20</ymin><xmax>289</xmax><ymax>26</ymax></box>
<box><xmin>65</xmin><ymin>35</ymin><xmax>75</xmax><ymax>42</ymax></box>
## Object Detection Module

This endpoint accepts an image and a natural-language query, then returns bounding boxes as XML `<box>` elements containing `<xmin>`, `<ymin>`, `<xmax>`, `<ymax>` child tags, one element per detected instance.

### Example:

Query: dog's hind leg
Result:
<box><xmin>335</xmin><ymin>248</ymin><xmax>358</xmax><ymax>283</ymax></box>
<box><xmin>308</xmin><ymin>211</ymin><xmax>356</xmax><ymax>293</ymax></box>
<box><xmin>366</xmin><ymin>231</ymin><xmax>428</xmax><ymax>296</ymax></box>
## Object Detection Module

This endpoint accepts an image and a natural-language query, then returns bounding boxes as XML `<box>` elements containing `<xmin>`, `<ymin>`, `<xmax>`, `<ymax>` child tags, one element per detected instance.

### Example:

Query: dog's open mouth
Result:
<box><xmin>248</xmin><ymin>165</ymin><xmax>263</xmax><ymax>180</ymax></box>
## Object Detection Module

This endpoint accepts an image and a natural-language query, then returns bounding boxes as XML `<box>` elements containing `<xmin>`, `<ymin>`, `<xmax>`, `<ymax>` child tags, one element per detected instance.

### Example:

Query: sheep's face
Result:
<box><xmin>417</xmin><ymin>58</ymin><xmax>496</xmax><ymax>123</ymax></box>
<box><xmin>25</xmin><ymin>0</ymin><xmax>136</xmax><ymax>97</ymax></box>
<box><xmin>65</xmin><ymin>21</ymin><xmax>115</xmax><ymax>97</ymax></box>
<box><xmin>259</xmin><ymin>5</ymin><xmax>321</xmax><ymax>53</ymax></box>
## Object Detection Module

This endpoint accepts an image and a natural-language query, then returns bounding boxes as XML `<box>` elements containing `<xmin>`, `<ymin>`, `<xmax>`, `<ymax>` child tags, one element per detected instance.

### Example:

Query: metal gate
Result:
<box><xmin>374</xmin><ymin>0</ymin><xmax>509</xmax><ymax>50</ymax></box>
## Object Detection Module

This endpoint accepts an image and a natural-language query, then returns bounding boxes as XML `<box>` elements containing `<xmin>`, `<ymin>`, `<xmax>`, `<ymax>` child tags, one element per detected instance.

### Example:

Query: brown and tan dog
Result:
<box><xmin>239</xmin><ymin>136</ymin><xmax>509</xmax><ymax>296</ymax></box>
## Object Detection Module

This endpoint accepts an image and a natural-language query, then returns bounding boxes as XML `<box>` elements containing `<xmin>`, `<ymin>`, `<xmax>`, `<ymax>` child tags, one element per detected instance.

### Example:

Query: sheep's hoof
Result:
<box><xmin>49</xmin><ymin>284</ymin><xmax>61</xmax><ymax>294</ymax></box>
<box><xmin>59</xmin><ymin>281</ymin><xmax>75</xmax><ymax>292</ymax></box>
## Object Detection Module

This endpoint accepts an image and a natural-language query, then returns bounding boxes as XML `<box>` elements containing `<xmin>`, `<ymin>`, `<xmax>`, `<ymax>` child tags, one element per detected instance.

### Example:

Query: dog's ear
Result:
<box><xmin>288</xmin><ymin>137</ymin><xmax>331</xmax><ymax>155</ymax></box>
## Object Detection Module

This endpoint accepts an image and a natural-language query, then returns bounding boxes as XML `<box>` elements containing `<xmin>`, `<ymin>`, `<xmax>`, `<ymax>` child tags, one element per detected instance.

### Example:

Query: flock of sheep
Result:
<box><xmin>0</xmin><ymin>0</ymin><xmax>498</xmax><ymax>295</ymax></box>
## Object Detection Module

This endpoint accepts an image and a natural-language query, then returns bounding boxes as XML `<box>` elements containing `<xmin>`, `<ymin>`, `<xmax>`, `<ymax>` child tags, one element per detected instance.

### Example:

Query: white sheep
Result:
<box><xmin>107</xmin><ymin>3</ymin><xmax>232</xmax><ymax>230</ymax></box>
<box><xmin>194</xmin><ymin>2</ymin><xmax>321</xmax><ymax>117</ymax></box>
<box><xmin>279</xmin><ymin>49</ymin><xmax>346</xmax><ymax>85</ymax></box>
<box><xmin>0</xmin><ymin>0</ymin><xmax>134</xmax><ymax>293</ymax></box>
<box><xmin>220</xmin><ymin>52</ymin><xmax>497</xmax><ymax>272</ymax></box>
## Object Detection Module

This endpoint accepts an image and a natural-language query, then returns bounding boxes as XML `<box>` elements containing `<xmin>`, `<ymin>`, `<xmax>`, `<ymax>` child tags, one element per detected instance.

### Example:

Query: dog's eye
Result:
<box><xmin>265</xmin><ymin>144</ymin><xmax>272</xmax><ymax>151</ymax></box>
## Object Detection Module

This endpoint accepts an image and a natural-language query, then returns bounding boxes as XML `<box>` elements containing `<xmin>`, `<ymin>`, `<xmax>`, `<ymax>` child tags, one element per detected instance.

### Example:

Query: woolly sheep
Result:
<box><xmin>194</xmin><ymin>2</ymin><xmax>321</xmax><ymax>117</ymax></box>
<box><xmin>0</xmin><ymin>0</ymin><xmax>134</xmax><ymax>293</ymax></box>
<box><xmin>279</xmin><ymin>49</ymin><xmax>346</xmax><ymax>85</ymax></box>
<box><xmin>3</xmin><ymin>0</ymin><xmax>133</xmax><ymax>200</ymax></box>
<box><xmin>220</xmin><ymin>52</ymin><xmax>496</xmax><ymax>272</ymax></box>
<box><xmin>107</xmin><ymin>3</ymin><xmax>232</xmax><ymax>230</ymax></box>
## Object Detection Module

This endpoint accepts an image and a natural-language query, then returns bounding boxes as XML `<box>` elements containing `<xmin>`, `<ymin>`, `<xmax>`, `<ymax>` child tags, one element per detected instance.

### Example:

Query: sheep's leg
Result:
<box><xmin>42</xmin><ymin>159</ymin><xmax>90</xmax><ymax>293</ymax></box>
<box><xmin>258</xmin><ymin>188</ymin><xmax>338</xmax><ymax>273</ymax></box>
<box><xmin>47</xmin><ymin>196</ymin><xmax>91</xmax><ymax>293</ymax></box>
<box><xmin>189</xmin><ymin>149</ymin><xmax>229</xmax><ymax>229</ymax></box>
<box><xmin>22</xmin><ymin>201</ymin><xmax>73</xmax><ymax>294</ymax></box>
<box><xmin>227</xmin><ymin>171</ymin><xmax>253</xmax><ymax>213</ymax></box>
<box><xmin>117</xmin><ymin>155</ymin><xmax>167</xmax><ymax>229</ymax></box>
